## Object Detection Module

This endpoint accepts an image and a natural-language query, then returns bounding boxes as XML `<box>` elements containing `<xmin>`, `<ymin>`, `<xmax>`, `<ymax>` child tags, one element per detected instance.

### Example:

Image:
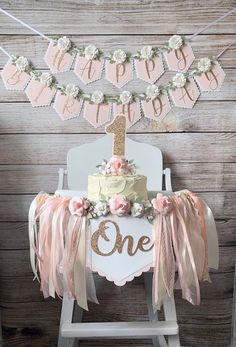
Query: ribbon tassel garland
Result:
<box><xmin>29</xmin><ymin>190</ymin><xmax>213</xmax><ymax>311</ymax></box>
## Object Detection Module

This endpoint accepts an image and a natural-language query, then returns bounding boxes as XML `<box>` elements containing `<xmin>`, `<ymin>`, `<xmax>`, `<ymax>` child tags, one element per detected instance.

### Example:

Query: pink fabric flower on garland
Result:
<box><xmin>68</xmin><ymin>196</ymin><xmax>90</xmax><ymax>216</ymax></box>
<box><xmin>151</xmin><ymin>193</ymin><xmax>173</xmax><ymax>215</ymax></box>
<box><xmin>109</xmin><ymin>194</ymin><xmax>131</xmax><ymax>216</ymax></box>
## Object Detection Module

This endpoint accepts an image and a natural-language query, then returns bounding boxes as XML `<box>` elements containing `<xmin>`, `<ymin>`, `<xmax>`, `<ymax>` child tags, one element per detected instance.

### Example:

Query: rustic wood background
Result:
<box><xmin>0</xmin><ymin>1</ymin><xmax>236</xmax><ymax>346</ymax></box>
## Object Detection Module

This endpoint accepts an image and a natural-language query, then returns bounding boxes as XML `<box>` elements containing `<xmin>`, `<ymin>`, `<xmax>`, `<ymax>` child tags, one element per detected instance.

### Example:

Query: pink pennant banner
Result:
<box><xmin>113</xmin><ymin>101</ymin><xmax>141</xmax><ymax>128</ymax></box>
<box><xmin>53</xmin><ymin>91</ymin><xmax>83</xmax><ymax>120</ymax></box>
<box><xmin>164</xmin><ymin>44</ymin><xmax>195</xmax><ymax>73</ymax></box>
<box><xmin>106</xmin><ymin>61</ymin><xmax>133</xmax><ymax>88</ymax></box>
<box><xmin>194</xmin><ymin>61</ymin><xmax>225</xmax><ymax>92</ymax></box>
<box><xmin>1</xmin><ymin>59</ymin><xmax>31</xmax><ymax>90</ymax></box>
<box><xmin>25</xmin><ymin>78</ymin><xmax>56</xmax><ymax>107</ymax></box>
<box><xmin>74</xmin><ymin>56</ymin><xmax>104</xmax><ymax>84</ymax></box>
<box><xmin>83</xmin><ymin>102</ymin><xmax>111</xmax><ymax>128</ymax></box>
<box><xmin>169</xmin><ymin>79</ymin><xmax>200</xmax><ymax>108</ymax></box>
<box><xmin>135</xmin><ymin>56</ymin><xmax>164</xmax><ymax>84</ymax></box>
<box><xmin>142</xmin><ymin>94</ymin><xmax>171</xmax><ymax>121</ymax></box>
<box><xmin>44</xmin><ymin>41</ymin><xmax>75</xmax><ymax>74</ymax></box>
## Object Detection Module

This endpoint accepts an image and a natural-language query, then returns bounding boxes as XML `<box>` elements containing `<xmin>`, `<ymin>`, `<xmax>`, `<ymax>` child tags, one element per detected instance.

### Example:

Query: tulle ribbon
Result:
<box><xmin>152</xmin><ymin>191</ymin><xmax>211</xmax><ymax>312</ymax></box>
<box><xmin>28</xmin><ymin>193</ymin><xmax>98</xmax><ymax>310</ymax></box>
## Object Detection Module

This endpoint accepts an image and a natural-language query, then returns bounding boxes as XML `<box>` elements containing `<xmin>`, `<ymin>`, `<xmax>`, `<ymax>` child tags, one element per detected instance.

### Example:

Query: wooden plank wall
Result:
<box><xmin>0</xmin><ymin>1</ymin><xmax>236</xmax><ymax>346</ymax></box>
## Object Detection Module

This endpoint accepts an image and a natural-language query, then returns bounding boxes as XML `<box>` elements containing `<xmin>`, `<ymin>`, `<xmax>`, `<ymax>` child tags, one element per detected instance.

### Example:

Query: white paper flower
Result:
<box><xmin>40</xmin><ymin>73</ymin><xmax>53</xmax><ymax>87</ymax></box>
<box><xmin>119</xmin><ymin>91</ymin><xmax>132</xmax><ymax>104</ymax></box>
<box><xmin>91</xmin><ymin>90</ymin><xmax>104</xmax><ymax>104</ymax></box>
<box><xmin>140</xmin><ymin>46</ymin><xmax>153</xmax><ymax>60</ymax></box>
<box><xmin>131</xmin><ymin>202</ymin><xmax>145</xmax><ymax>218</ymax></box>
<box><xmin>84</xmin><ymin>45</ymin><xmax>98</xmax><ymax>60</ymax></box>
<box><xmin>172</xmin><ymin>73</ymin><xmax>186</xmax><ymax>88</ymax></box>
<box><xmin>65</xmin><ymin>84</ymin><xmax>80</xmax><ymax>98</ymax></box>
<box><xmin>146</xmin><ymin>84</ymin><xmax>160</xmax><ymax>100</ymax></box>
<box><xmin>57</xmin><ymin>36</ymin><xmax>71</xmax><ymax>52</ymax></box>
<box><xmin>15</xmin><ymin>56</ymin><xmax>29</xmax><ymax>72</ymax></box>
<box><xmin>168</xmin><ymin>35</ymin><xmax>183</xmax><ymax>50</ymax></box>
<box><xmin>113</xmin><ymin>49</ymin><xmax>127</xmax><ymax>64</ymax></box>
<box><xmin>94</xmin><ymin>201</ymin><xmax>109</xmax><ymax>217</ymax></box>
<box><xmin>197</xmin><ymin>57</ymin><xmax>212</xmax><ymax>73</ymax></box>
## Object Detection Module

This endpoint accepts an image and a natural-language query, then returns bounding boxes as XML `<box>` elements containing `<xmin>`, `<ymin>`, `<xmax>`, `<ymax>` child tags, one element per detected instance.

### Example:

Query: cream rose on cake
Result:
<box><xmin>131</xmin><ymin>202</ymin><xmax>145</xmax><ymax>218</ymax></box>
<box><xmin>109</xmin><ymin>195</ymin><xmax>131</xmax><ymax>216</ymax></box>
<box><xmin>57</xmin><ymin>36</ymin><xmax>71</xmax><ymax>52</ymax></box>
<box><xmin>94</xmin><ymin>201</ymin><xmax>109</xmax><ymax>217</ymax></box>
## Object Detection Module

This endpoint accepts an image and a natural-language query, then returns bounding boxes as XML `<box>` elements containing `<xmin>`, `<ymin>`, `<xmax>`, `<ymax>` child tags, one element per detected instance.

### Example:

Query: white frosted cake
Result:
<box><xmin>87</xmin><ymin>156</ymin><xmax>148</xmax><ymax>202</ymax></box>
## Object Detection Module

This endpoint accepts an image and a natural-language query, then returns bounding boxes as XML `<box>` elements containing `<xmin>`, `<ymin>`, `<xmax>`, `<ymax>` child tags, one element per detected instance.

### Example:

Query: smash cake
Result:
<box><xmin>87</xmin><ymin>156</ymin><xmax>148</xmax><ymax>202</ymax></box>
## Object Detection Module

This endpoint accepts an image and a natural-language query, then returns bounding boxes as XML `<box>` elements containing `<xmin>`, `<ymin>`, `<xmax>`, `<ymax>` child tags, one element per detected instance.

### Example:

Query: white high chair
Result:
<box><xmin>56</xmin><ymin>135</ymin><xmax>180</xmax><ymax>347</ymax></box>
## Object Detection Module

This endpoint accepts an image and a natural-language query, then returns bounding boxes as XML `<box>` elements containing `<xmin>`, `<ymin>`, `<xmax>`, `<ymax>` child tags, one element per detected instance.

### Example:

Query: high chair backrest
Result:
<box><xmin>67</xmin><ymin>135</ymin><xmax>163</xmax><ymax>191</ymax></box>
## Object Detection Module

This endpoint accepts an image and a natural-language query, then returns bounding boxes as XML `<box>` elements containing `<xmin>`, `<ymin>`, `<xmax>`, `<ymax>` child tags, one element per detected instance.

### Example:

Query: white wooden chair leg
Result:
<box><xmin>163</xmin><ymin>297</ymin><xmax>181</xmax><ymax>347</ymax></box>
<box><xmin>144</xmin><ymin>273</ymin><xmax>168</xmax><ymax>347</ymax></box>
<box><xmin>58</xmin><ymin>295</ymin><xmax>77</xmax><ymax>347</ymax></box>
<box><xmin>163</xmin><ymin>168</ymin><xmax>172</xmax><ymax>192</ymax></box>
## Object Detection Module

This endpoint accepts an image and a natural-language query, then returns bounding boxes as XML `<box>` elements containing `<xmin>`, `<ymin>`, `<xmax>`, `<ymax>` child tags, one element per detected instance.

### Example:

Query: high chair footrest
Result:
<box><xmin>61</xmin><ymin>321</ymin><xmax>178</xmax><ymax>338</ymax></box>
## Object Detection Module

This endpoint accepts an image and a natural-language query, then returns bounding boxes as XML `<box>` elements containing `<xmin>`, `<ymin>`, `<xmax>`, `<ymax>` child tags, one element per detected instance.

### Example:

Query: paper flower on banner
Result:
<box><xmin>57</xmin><ymin>36</ymin><xmax>72</xmax><ymax>52</ymax></box>
<box><xmin>140</xmin><ymin>46</ymin><xmax>154</xmax><ymax>60</ymax></box>
<box><xmin>84</xmin><ymin>45</ymin><xmax>99</xmax><ymax>60</ymax></box>
<box><xmin>65</xmin><ymin>83</ymin><xmax>80</xmax><ymax>98</ymax></box>
<box><xmin>112</xmin><ymin>49</ymin><xmax>127</xmax><ymax>64</ymax></box>
<box><xmin>119</xmin><ymin>90</ymin><xmax>133</xmax><ymax>104</ymax></box>
<box><xmin>25</xmin><ymin>71</ymin><xmax>56</xmax><ymax>107</ymax></box>
<box><xmin>145</xmin><ymin>84</ymin><xmax>160</xmax><ymax>100</ymax></box>
<box><xmin>109</xmin><ymin>195</ymin><xmax>131</xmax><ymax>216</ymax></box>
<box><xmin>168</xmin><ymin>35</ymin><xmax>184</xmax><ymax>50</ymax></box>
<box><xmin>14</xmin><ymin>56</ymin><xmax>30</xmax><ymax>72</ymax></box>
<box><xmin>91</xmin><ymin>90</ymin><xmax>104</xmax><ymax>104</ymax></box>
<box><xmin>197</xmin><ymin>57</ymin><xmax>213</xmax><ymax>73</ymax></box>
<box><xmin>40</xmin><ymin>72</ymin><xmax>53</xmax><ymax>87</ymax></box>
<box><xmin>172</xmin><ymin>73</ymin><xmax>187</xmax><ymax>88</ymax></box>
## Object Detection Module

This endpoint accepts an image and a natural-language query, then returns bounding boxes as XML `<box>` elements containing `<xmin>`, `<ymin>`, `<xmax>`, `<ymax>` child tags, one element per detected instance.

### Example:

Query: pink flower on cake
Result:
<box><xmin>69</xmin><ymin>196</ymin><xmax>90</xmax><ymax>216</ymax></box>
<box><xmin>151</xmin><ymin>193</ymin><xmax>173</xmax><ymax>215</ymax></box>
<box><xmin>109</xmin><ymin>194</ymin><xmax>131</xmax><ymax>216</ymax></box>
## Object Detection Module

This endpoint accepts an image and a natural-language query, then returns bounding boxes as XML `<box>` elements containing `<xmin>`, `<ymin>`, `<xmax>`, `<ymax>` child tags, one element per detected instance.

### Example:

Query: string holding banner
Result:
<box><xmin>0</xmin><ymin>7</ymin><xmax>235</xmax><ymax>87</ymax></box>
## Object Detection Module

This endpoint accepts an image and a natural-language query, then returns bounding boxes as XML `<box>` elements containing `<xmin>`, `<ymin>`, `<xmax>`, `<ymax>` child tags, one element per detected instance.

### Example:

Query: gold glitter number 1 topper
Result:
<box><xmin>106</xmin><ymin>114</ymin><xmax>126</xmax><ymax>157</ymax></box>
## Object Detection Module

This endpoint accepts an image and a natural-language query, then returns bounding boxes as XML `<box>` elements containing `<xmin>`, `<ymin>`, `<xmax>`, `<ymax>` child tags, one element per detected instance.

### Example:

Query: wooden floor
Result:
<box><xmin>0</xmin><ymin>1</ymin><xmax>236</xmax><ymax>346</ymax></box>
